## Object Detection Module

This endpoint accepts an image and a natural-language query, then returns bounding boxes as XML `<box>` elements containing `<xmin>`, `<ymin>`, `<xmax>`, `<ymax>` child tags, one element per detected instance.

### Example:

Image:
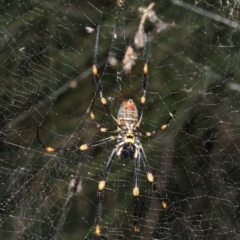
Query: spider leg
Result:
<box><xmin>144</xmin><ymin>110</ymin><xmax>176</xmax><ymax>137</ymax></box>
<box><xmin>133</xmin><ymin>24</ymin><xmax>175</xmax><ymax>133</ymax></box>
<box><xmin>95</xmin><ymin>148</ymin><xmax>116</xmax><ymax>236</ymax></box>
<box><xmin>87</xmin><ymin>92</ymin><xmax>120</xmax><ymax>133</ymax></box>
<box><xmin>36</xmin><ymin>127</ymin><xmax>116</xmax><ymax>153</ymax></box>
<box><xmin>133</xmin><ymin>154</ymin><xmax>140</xmax><ymax>232</ymax></box>
<box><xmin>138</xmin><ymin>190</ymin><xmax>146</xmax><ymax>220</ymax></box>
<box><xmin>86</xmin><ymin>91</ymin><xmax>101</xmax><ymax>128</ymax></box>
<box><xmin>135</xmin><ymin>24</ymin><xmax>148</xmax><ymax>128</ymax></box>
<box><xmin>90</xmin><ymin>25</ymin><xmax>120</xmax><ymax>127</ymax></box>
<box><xmin>139</xmin><ymin>146</ymin><xmax>168</xmax><ymax>209</ymax></box>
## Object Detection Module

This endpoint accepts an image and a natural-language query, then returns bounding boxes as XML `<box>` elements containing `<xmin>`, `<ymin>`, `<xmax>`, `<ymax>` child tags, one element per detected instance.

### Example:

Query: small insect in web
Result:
<box><xmin>37</xmin><ymin>24</ymin><xmax>176</xmax><ymax>238</ymax></box>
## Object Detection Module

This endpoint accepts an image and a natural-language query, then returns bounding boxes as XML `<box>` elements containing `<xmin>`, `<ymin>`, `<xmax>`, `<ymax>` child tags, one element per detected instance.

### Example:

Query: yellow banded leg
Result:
<box><xmin>95</xmin><ymin>149</ymin><xmax>116</xmax><ymax>236</ymax></box>
<box><xmin>140</xmin><ymin>147</ymin><xmax>168</xmax><ymax>209</ymax></box>
<box><xmin>133</xmin><ymin>156</ymin><xmax>141</xmax><ymax>232</ymax></box>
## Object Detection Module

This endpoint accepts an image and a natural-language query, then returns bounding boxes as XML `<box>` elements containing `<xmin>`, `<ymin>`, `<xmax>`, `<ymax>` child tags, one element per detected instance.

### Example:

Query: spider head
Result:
<box><xmin>117</xmin><ymin>99</ymin><xmax>138</xmax><ymax>124</ymax></box>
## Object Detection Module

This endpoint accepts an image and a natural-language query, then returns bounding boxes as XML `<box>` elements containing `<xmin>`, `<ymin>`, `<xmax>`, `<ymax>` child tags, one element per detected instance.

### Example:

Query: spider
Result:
<box><xmin>37</xmin><ymin>24</ymin><xmax>175</xmax><ymax>238</ymax></box>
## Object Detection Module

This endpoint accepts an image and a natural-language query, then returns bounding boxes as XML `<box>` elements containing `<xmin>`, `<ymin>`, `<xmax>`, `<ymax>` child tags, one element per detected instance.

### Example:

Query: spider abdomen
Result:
<box><xmin>120</xmin><ymin>144</ymin><xmax>136</xmax><ymax>160</ymax></box>
<box><xmin>116</xmin><ymin>129</ymin><xmax>139</xmax><ymax>160</ymax></box>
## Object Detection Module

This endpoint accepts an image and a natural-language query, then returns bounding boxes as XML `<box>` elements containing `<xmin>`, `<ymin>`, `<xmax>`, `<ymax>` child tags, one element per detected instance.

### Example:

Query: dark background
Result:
<box><xmin>1</xmin><ymin>0</ymin><xmax>240</xmax><ymax>239</ymax></box>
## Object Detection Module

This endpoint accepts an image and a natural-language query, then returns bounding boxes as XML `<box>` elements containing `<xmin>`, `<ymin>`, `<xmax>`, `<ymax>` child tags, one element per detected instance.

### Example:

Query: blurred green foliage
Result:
<box><xmin>1</xmin><ymin>0</ymin><xmax>240</xmax><ymax>239</ymax></box>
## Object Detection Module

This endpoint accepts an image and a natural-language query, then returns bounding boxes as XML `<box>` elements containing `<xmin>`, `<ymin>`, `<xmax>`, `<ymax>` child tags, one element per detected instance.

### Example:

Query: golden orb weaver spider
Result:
<box><xmin>37</xmin><ymin>24</ymin><xmax>176</xmax><ymax>238</ymax></box>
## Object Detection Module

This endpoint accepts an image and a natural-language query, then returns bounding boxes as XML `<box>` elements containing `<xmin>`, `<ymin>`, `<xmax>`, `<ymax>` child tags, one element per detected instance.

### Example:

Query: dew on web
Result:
<box><xmin>1</xmin><ymin>1</ymin><xmax>240</xmax><ymax>239</ymax></box>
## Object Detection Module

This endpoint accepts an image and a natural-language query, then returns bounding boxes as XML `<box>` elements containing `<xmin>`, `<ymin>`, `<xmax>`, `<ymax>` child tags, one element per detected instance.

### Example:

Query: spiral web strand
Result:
<box><xmin>1</xmin><ymin>1</ymin><xmax>240</xmax><ymax>239</ymax></box>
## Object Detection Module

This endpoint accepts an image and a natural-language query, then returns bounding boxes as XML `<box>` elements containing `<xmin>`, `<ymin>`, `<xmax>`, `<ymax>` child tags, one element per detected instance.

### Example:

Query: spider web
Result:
<box><xmin>1</xmin><ymin>0</ymin><xmax>240</xmax><ymax>239</ymax></box>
